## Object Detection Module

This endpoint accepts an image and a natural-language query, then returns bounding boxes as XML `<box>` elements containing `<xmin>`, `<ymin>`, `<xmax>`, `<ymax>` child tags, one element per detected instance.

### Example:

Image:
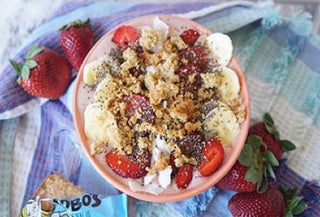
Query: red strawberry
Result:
<box><xmin>229</xmin><ymin>185</ymin><xmax>308</xmax><ymax>217</ymax></box>
<box><xmin>180</xmin><ymin>29</ymin><xmax>200</xmax><ymax>46</ymax></box>
<box><xmin>248</xmin><ymin>113</ymin><xmax>296</xmax><ymax>159</ymax></box>
<box><xmin>10</xmin><ymin>45</ymin><xmax>71</xmax><ymax>99</ymax></box>
<box><xmin>216</xmin><ymin>135</ymin><xmax>279</xmax><ymax>192</ymax></box>
<box><xmin>111</xmin><ymin>25</ymin><xmax>140</xmax><ymax>49</ymax></box>
<box><xmin>228</xmin><ymin>185</ymin><xmax>285</xmax><ymax>217</ymax></box>
<box><xmin>60</xmin><ymin>19</ymin><xmax>94</xmax><ymax>71</ymax></box>
<box><xmin>179</xmin><ymin>46</ymin><xmax>208</xmax><ymax>67</ymax></box>
<box><xmin>106</xmin><ymin>149</ymin><xmax>150</xmax><ymax>179</ymax></box>
<box><xmin>175</xmin><ymin>63</ymin><xmax>201</xmax><ymax>79</ymax></box>
<box><xmin>199</xmin><ymin>139</ymin><xmax>224</xmax><ymax>176</ymax></box>
<box><xmin>123</xmin><ymin>94</ymin><xmax>155</xmax><ymax>123</ymax></box>
<box><xmin>176</xmin><ymin>164</ymin><xmax>193</xmax><ymax>189</ymax></box>
<box><xmin>216</xmin><ymin>161</ymin><xmax>257</xmax><ymax>192</ymax></box>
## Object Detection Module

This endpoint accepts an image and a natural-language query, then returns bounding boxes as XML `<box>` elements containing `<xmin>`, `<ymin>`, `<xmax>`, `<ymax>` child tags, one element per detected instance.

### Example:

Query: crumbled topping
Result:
<box><xmin>185</xmin><ymin>121</ymin><xmax>202</xmax><ymax>133</ymax></box>
<box><xmin>227</xmin><ymin>97</ymin><xmax>246</xmax><ymax>123</ymax></box>
<box><xmin>121</xmin><ymin>48</ymin><xmax>139</xmax><ymax>71</ymax></box>
<box><xmin>83</xmin><ymin>26</ymin><xmax>246</xmax><ymax>179</ymax></box>
<box><xmin>90</xmin><ymin>142</ymin><xmax>108</xmax><ymax>155</ymax></box>
<box><xmin>174</xmin><ymin>147</ymin><xmax>197</xmax><ymax>167</ymax></box>
<box><xmin>139</xmin><ymin>27</ymin><xmax>162</xmax><ymax>50</ymax></box>
<box><xmin>147</xmin><ymin>153</ymin><xmax>170</xmax><ymax>174</ymax></box>
<box><xmin>170</xmin><ymin>36</ymin><xmax>188</xmax><ymax>50</ymax></box>
<box><xmin>169</xmin><ymin>98</ymin><xmax>197</xmax><ymax>122</ymax></box>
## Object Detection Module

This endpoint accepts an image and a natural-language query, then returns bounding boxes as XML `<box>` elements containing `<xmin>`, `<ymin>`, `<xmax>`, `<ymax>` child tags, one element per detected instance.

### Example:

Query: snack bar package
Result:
<box><xmin>21</xmin><ymin>194</ymin><xmax>127</xmax><ymax>217</ymax></box>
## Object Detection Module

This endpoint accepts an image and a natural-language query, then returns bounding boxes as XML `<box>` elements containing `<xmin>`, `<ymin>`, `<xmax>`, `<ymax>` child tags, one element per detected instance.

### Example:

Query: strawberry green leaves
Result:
<box><xmin>263</xmin><ymin>113</ymin><xmax>296</xmax><ymax>154</ymax></box>
<box><xmin>279</xmin><ymin>186</ymin><xmax>308</xmax><ymax>217</ymax></box>
<box><xmin>60</xmin><ymin>18</ymin><xmax>91</xmax><ymax>30</ymax></box>
<box><xmin>26</xmin><ymin>45</ymin><xmax>43</xmax><ymax>59</ymax></box>
<box><xmin>263</xmin><ymin>113</ymin><xmax>280</xmax><ymax>140</ymax></box>
<box><xmin>238</xmin><ymin>135</ymin><xmax>279</xmax><ymax>193</ymax></box>
<box><xmin>9</xmin><ymin>45</ymin><xmax>43</xmax><ymax>83</ymax></box>
<box><xmin>280</xmin><ymin>140</ymin><xmax>296</xmax><ymax>152</ymax></box>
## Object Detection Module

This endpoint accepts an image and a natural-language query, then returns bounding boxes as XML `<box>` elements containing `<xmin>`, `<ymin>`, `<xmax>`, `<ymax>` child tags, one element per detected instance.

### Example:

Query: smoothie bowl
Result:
<box><xmin>73</xmin><ymin>14</ymin><xmax>250</xmax><ymax>202</ymax></box>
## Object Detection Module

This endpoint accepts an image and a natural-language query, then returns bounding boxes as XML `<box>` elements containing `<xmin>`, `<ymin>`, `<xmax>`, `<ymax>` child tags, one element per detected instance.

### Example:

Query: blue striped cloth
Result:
<box><xmin>0</xmin><ymin>1</ymin><xmax>319</xmax><ymax>217</ymax></box>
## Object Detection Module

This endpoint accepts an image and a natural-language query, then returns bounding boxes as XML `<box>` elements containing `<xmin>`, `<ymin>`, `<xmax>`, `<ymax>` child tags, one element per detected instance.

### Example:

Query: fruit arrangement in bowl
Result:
<box><xmin>73</xmin><ymin>14</ymin><xmax>250</xmax><ymax>202</ymax></box>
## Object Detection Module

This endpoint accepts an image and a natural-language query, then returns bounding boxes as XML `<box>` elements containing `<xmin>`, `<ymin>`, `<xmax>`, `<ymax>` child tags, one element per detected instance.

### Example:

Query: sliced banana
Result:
<box><xmin>204</xmin><ymin>101</ymin><xmax>240</xmax><ymax>146</ymax></box>
<box><xmin>94</xmin><ymin>74</ymin><xmax>111</xmax><ymax>102</ymax></box>
<box><xmin>84</xmin><ymin>102</ymin><xmax>119</xmax><ymax>147</ymax></box>
<box><xmin>217</xmin><ymin>66</ymin><xmax>240</xmax><ymax>102</ymax></box>
<box><xmin>83</xmin><ymin>56</ymin><xmax>115</xmax><ymax>86</ymax></box>
<box><xmin>207</xmin><ymin>33</ymin><xmax>233</xmax><ymax>66</ymax></box>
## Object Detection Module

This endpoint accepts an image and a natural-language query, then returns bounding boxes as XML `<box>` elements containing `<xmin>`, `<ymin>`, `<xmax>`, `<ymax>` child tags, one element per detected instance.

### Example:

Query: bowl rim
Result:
<box><xmin>72</xmin><ymin>14</ymin><xmax>250</xmax><ymax>203</ymax></box>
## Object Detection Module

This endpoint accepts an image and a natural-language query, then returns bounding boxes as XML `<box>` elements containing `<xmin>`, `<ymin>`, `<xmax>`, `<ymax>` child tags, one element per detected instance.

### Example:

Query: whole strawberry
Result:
<box><xmin>229</xmin><ymin>185</ymin><xmax>285</xmax><ymax>217</ymax></box>
<box><xmin>10</xmin><ymin>45</ymin><xmax>71</xmax><ymax>99</ymax></box>
<box><xmin>249</xmin><ymin>113</ymin><xmax>296</xmax><ymax>159</ymax></box>
<box><xmin>60</xmin><ymin>19</ymin><xmax>94</xmax><ymax>71</ymax></box>
<box><xmin>216</xmin><ymin>135</ymin><xmax>279</xmax><ymax>192</ymax></box>
<box><xmin>228</xmin><ymin>185</ymin><xmax>308</xmax><ymax>217</ymax></box>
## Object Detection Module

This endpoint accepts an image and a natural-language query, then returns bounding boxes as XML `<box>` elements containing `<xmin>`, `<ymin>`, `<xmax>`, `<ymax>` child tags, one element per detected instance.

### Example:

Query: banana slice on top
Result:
<box><xmin>94</xmin><ymin>75</ymin><xmax>111</xmax><ymax>102</ymax></box>
<box><xmin>217</xmin><ymin>66</ymin><xmax>240</xmax><ymax>102</ymax></box>
<box><xmin>84</xmin><ymin>102</ymin><xmax>119</xmax><ymax>146</ymax></box>
<box><xmin>204</xmin><ymin>101</ymin><xmax>240</xmax><ymax>146</ymax></box>
<box><xmin>83</xmin><ymin>56</ymin><xmax>114</xmax><ymax>86</ymax></box>
<box><xmin>207</xmin><ymin>33</ymin><xmax>233</xmax><ymax>66</ymax></box>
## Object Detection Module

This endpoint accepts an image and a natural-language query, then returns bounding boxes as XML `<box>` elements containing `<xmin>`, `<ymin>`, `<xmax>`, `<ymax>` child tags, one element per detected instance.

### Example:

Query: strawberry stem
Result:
<box><xmin>239</xmin><ymin>135</ymin><xmax>279</xmax><ymax>193</ymax></box>
<box><xmin>9</xmin><ymin>45</ymin><xmax>41</xmax><ymax>82</ymax></box>
<box><xmin>59</xmin><ymin>18</ymin><xmax>91</xmax><ymax>30</ymax></box>
<box><xmin>279</xmin><ymin>186</ymin><xmax>308</xmax><ymax>216</ymax></box>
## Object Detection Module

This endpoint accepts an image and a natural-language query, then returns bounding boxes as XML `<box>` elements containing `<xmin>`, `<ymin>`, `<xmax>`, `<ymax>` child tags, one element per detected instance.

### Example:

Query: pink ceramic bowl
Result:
<box><xmin>73</xmin><ymin>14</ymin><xmax>250</xmax><ymax>202</ymax></box>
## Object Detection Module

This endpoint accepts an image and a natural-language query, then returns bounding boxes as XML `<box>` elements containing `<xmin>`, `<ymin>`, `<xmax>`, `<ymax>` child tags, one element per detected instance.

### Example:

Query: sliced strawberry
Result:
<box><xmin>175</xmin><ymin>63</ymin><xmax>201</xmax><ymax>79</ymax></box>
<box><xmin>180</xmin><ymin>29</ymin><xmax>200</xmax><ymax>46</ymax></box>
<box><xmin>176</xmin><ymin>164</ymin><xmax>193</xmax><ymax>189</ymax></box>
<box><xmin>111</xmin><ymin>25</ymin><xmax>140</xmax><ymax>49</ymax></box>
<box><xmin>106</xmin><ymin>149</ymin><xmax>150</xmax><ymax>179</ymax></box>
<box><xmin>123</xmin><ymin>94</ymin><xmax>155</xmax><ymax>123</ymax></box>
<box><xmin>179</xmin><ymin>46</ymin><xmax>208</xmax><ymax>67</ymax></box>
<box><xmin>199</xmin><ymin>139</ymin><xmax>224</xmax><ymax>176</ymax></box>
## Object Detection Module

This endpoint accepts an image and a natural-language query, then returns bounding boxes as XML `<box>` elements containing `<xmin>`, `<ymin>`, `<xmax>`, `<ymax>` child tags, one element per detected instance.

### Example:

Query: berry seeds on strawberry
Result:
<box><xmin>216</xmin><ymin>135</ymin><xmax>279</xmax><ymax>192</ymax></box>
<box><xmin>180</xmin><ymin>29</ymin><xmax>200</xmax><ymax>46</ymax></box>
<box><xmin>123</xmin><ymin>94</ymin><xmax>155</xmax><ymax>123</ymax></box>
<box><xmin>228</xmin><ymin>185</ymin><xmax>308</xmax><ymax>217</ymax></box>
<box><xmin>176</xmin><ymin>164</ymin><xmax>193</xmax><ymax>189</ymax></box>
<box><xmin>179</xmin><ymin>46</ymin><xmax>208</xmax><ymax>68</ymax></box>
<box><xmin>60</xmin><ymin>19</ymin><xmax>94</xmax><ymax>71</ymax></box>
<box><xmin>199</xmin><ymin>138</ymin><xmax>224</xmax><ymax>176</ymax></box>
<box><xmin>249</xmin><ymin>113</ymin><xmax>296</xmax><ymax>159</ymax></box>
<box><xmin>9</xmin><ymin>45</ymin><xmax>71</xmax><ymax>99</ymax></box>
<box><xmin>111</xmin><ymin>25</ymin><xmax>140</xmax><ymax>49</ymax></box>
<box><xmin>106</xmin><ymin>149</ymin><xmax>151</xmax><ymax>179</ymax></box>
